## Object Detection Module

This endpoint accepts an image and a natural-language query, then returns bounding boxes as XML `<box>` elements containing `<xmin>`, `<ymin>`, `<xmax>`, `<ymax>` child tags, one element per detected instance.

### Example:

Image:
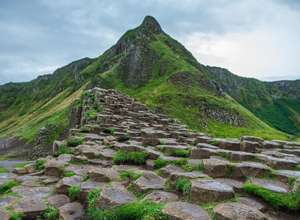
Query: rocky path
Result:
<box><xmin>0</xmin><ymin>87</ymin><xmax>299</xmax><ymax>220</ymax></box>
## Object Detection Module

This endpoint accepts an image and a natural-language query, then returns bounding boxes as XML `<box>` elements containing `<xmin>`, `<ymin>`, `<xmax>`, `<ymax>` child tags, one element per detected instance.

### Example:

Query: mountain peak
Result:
<box><xmin>140</xmin><ymin>15</ymin><xmax>163</xmax><ymax>34</ymax></box>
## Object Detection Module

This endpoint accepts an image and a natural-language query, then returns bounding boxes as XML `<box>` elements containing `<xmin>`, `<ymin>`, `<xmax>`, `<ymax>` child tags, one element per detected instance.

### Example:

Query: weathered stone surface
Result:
<box><xmin>159</xmin><ymin>164</ymin><xmax>184</xmax><ymax>178</ymax></box>
<box><xmin>143</xmin><ymin>191</ymin><xmax>178</xmax><ymax>203</ymax></box>
<box><xmin>191</xmin><ymin>145</ymin><xmax>218</xmax><ymax>159</ymax></box>
<box><xmin>88</xmin><ymin>167</ymin><xmax>120</xmax><ymax>182</ymax></box>
<box><xmin>44</xmin><ymin>159</ymin><xmax>66</xmax><ymax>177</ymax></box>
<box><xmin>263</xmin><ymin>141</ymin><xmax>282</xmax><ymax>149</ymax></box>
<box><xmin>241</xmin><ymin>136</ymin><xmax>264</xmax><ymax>143</ymax></box>
<box><xmin>239</xmin><ymin>197</ymin><xmax>266</xmax><ymax>211</ymax></box>
<box><xmin>162</xmin><ymin>201</ymin><xmax>210</xmax><ymax>220</ymax></box>
<box><xmin>59</xmin><ymin>202</ymin><xmax>84</xmax><ymax>220</ymax></box>
<box><xmin>203</xmin><ymin>158</ymin><xmax>231</xmax><ymax>178</ymax></box>
<box><xmin>48</xmin><ymin>194</ymin><xmax>71</xmax><ymax>208</ymax></box>
<box><xmin>214</xmin><ymin>202</ymin><xmax>268</xmax><ymax>220</ymax></box>
<box><xmin>170</xmin><ymin>171</ymin><xmax>208</xmax><ymax>182</ymax></box>
<box><xmin>56</xmin><ymin>175</ymin><xmax>82</xmax><ymax>194</ymax></box>
<box><xmin>214</xmin><ymin>139</ymin><xmax>241</xmax><ymax>151</ymax></box>
<box><xmin>134</xmin><ymin>171</ymin><xmax>166</xmax><ymax>192</ymax></box>
<box><xmin>13</xmin><ymin>198</ymin><xmax>47</xmax><ymax>219</ymax></box>
<box><xmin>240</xmin><ymin>141</ymin><xmax>260</xmax><ymax>153</ymax></box>
<box><xmin>12</xmin><ymin>186</ymin><xmax>52</xmax><ymax>199</ymax></box>
<box><xmin>250</xmin><ymin>178</ymin><xmax>290</xmax><ymax>193</ymax></box>
<box><xmin>191</xmin><ymin>179</ymin><xmax>234</xmax><ymax>203</ymax></box>
<box><xmin>97</xmin><ymin>186</ymin><xmax>136</xmax><ymax>208</ymax></box>
<box><xmin>215</xmin><ymin>178</ymin><xmax>244</xmax><ymax>193</ymax></box>
<box><xmin>0</xmin><ymin>209</ymin><xmax>9</xmax><ymax>220</ymax></box>
<box><xmin>232</xmin><ymin>162</ymin><xmax>271</xmax><ymax>178</ymax></box>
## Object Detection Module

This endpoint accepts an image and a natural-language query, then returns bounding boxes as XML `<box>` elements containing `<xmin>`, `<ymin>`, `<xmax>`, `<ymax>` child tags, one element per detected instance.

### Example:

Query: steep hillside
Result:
<box><xmin>207</xmin><ymin>66</ymin><xmax>300</xmax><ymax>135</ymax></box>
<box><xmin>0</xmin><ymin>58</ymin><xmax>93</xmax><ymax>143</ymax></box>
<box><xmin>0</xmin><ymin>16</ymin><xmax>292</xmax><ymax>150</ymax></box>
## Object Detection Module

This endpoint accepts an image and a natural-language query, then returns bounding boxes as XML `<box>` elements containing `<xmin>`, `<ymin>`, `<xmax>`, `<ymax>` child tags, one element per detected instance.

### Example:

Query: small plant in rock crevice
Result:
<box><xmin>67</xmin><ymin>136</ymin><xmax>83</xmax><ymax>147</ymax></box>
<box><xmin>175</xmin><ymin>178</ymin><xmax>192</xmax><ymax>196</ymax></box>
<box><xmin>35</xmin><ymin>159</ymin><xmax>46</xmax><ymax>171</ymax></box>
<box><xmin>68</xmin><ymin>185</ymin><xmax>81</xmax><ymax>201</ymax></box>
<box><xmin>43</xmin><ymin>206</ymin><xmax>59</xmax><ymax>220</ymax></box>
<box><xmin>113</xmin><ymin>150</ymin><xmax>149</xmax><ymax>165</ymax></box>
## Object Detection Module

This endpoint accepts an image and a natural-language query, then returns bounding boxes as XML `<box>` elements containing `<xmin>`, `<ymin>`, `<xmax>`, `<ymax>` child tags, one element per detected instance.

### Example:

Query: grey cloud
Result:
<box><xmin>0</xmin><ymin>0</ymin><xmax>299</xmax><ymax>84</ymax></box>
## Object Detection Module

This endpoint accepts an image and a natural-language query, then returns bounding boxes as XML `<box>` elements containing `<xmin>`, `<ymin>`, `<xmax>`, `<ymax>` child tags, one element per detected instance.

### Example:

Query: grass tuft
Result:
<box><xmin>67</xmin><ymin>137</ymin><xmax>83</xmax><ymax>147</ymax></box>
<box><xmin>175</xmin><ymin>178</ymin><xmax>192</xmax><ymax>196</ymax></box>
<box><xmin>113</xmin><ymin>150</ymin><xmax>149</xmax><ymax>165</ymax></box>
<box><xmin>44</xmin><ymin>206</ymin><xmax>59</xmax><ymax>220</ymax></box>
<box><xmin>0</xmin><ymin>180</ymin><xmax>20</xmax><ymax>195</ymax></box>
<box><xmin>68</xmin><ymin>185</ymin><xmax>81</xmax><ymax>201</ymax></box>
<box><xmin>35</xmin><ymin>159</ymin><xmax>46</xmax><ymax>171</ymax></box>
<box><xmin>243</xmin><ymin>181</ymin><xmax>300</xmax><ymax>211</ymax></box>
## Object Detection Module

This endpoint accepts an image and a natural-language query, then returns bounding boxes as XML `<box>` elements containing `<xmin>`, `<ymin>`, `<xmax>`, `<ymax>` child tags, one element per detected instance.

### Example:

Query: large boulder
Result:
<box><xmin>13</xmin><ymin>198</ymin><xmax>47</xmax><ymax>219</ymax></box>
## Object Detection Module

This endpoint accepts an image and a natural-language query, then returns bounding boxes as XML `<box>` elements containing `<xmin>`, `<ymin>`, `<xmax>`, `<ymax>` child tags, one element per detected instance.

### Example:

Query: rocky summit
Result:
<box><xmin>0</xmin><ymin>87</ymin><xmax>299</xmax><ymax>219</ymax></box>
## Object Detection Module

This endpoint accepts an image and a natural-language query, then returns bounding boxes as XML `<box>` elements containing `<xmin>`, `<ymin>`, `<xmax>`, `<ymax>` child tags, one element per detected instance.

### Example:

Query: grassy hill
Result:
<box><xmin>0</xmin><ymin>16</ymin><xmax>294</xmax><ymax>147</ymax></box>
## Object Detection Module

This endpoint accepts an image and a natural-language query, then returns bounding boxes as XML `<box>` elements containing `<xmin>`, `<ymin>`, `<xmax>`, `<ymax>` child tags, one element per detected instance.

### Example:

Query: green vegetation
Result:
<box><xmin>68</xmin><ymin>185</ymin><xmax>81</xmax><ymax>201</ymax></box>
<box><xmin>15</xmin><ymin>162</ymin><xmax>31</xmax><ymax>169</ymax></box>
<box><xmin>175</xmin><ymin>178</ymin><xmax>192</xmax><ymax>195</ymax></box>
<box><xmin>244</xmin><ymin>181</ymin><xmax>300</xmax><ymax>211</ymax></box>
<box><xmin>87</xmin><ymin>188</ymin><xmax>168</xmax><ymax>220</ymax></box>
<box><xmin>0</xmin><ymin>180</ymin><xmax>19</xmax><ymax>195</ymax></box>
<box><xmin>0</xmin><ymin>167</ymin><xmax>8</xmax><ymax>173</ymax></box>
<box><xmin>296</xmin><ymin>164</ymin><xmax>300</xmax><ymax>171</ymax></box>
<box><xmin>170</xmin><ymin>149</ymin><xmax>190</xmax><ymax>157</ymax></box>
<box><xmin>85</xmin><ymin>109</ymin><xmax>98</xmax><ymax>120</ymax></box>
<box><xmin>119</xmin><ymin>170</ymin><xmax>142</xmax><ymax>181</ymax></box>
<box><xmin>154</xmin><ymin>158</ymin><xmax>189</xmax><ymax>170</ymax></box>
<box><xmin>55</xmin><ymin>145</ymin><xmax>74</xmax><ymax>156</ymax></box>
<box><xmin>67</xmin><ymin>137</ymin><xmax>83</xmax><ymax>147</ymax></box>
<box><xmin>35</xmin><ymin>159</ymin><xmax>46</xmax><ymax>171</ymax></box>
<box><xmin>44</xmin><ymin>206</ymin><xmax>59</xmax><ymax>220</ymax></box>
<box><xmin>113</xmin><ymin>150</ymin><xmax>149</xmax><ymax>165</ymax></box>
<box><xmin>64</xmin><ymin>170</ymin><xmax>76</xmax><ymax>177</ymax></box>
<box><xmin>9</xmin><ymin>211</ymin><xmax>24</xmax><ymax>220</ymax></box>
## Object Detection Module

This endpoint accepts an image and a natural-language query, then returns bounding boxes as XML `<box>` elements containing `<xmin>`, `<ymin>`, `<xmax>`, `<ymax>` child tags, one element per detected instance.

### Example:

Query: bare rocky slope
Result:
<box><xmin>1</xmin><ymin>88</ymin><xmax>299</xmax><ymax>219</ymax></box>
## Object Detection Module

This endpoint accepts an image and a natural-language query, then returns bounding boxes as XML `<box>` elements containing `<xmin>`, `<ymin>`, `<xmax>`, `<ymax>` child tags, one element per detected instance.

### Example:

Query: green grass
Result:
<box><xmin>68</xmin><ymin>185</ymin><xmax>81</xmax><ymax>201</ymax></box>
<box><xmin>55</xmin><ymin>145</ymin><xmax>74</xmax><ymax>156</ymax></box>
<box><xmin>35</xmin><ymin>159</ymin><xmax>46</xmax><ymax>171</ymax></box>
<box><xmin>85</xmin><ymin>109</ymin><xmax>98</xmax><ymax>120</ymax></box>
<box><xmin>64</xmin><ymin>171</ymin><xmax>76</xmax><ymax>177</ymax></box>
<box><xmin>15</xmin><ymin>162</ymin><xmax>31</xmax><ymax>168</ymax></box>
<box><xmin>153</xmin><ymin>158</ymin><xmax>188</xmax><ymax>170</ymax></box>
<box><xmin>0</xmin><ymin>167</ymin><xmax>8</xmax><ymax>173</ymax></box>
<box><xmin>9</xmin><ymin>211</ymin><xmax>24</xmax><ymax>220</ymax></box>
<box><xmin>244</xmin><ymin>181</ymin><xmax>300</xmax><ymax>211</ymax></box>
<box><xmin>113</xmin><ymin>150</ymin><xmax>149</xmax><ymax>165</ymax></box>
<box><xmin>175</xmin><ymin>178</ymin><xmax>192</xmax><ymax>195</ymax></box>
<box><xmin>0</xmin><ymin>180</ymin><xmax>20</xmax><ymax>195</ymax></box>
<box><xmin>170</xmin><ymin>149</ymin><xmax>190</xmax><ymax>157</ymax></box>
<box><xmin>67</xmin><ymin>137</ymin><xmax>83</xmax><ymax>147</ymax></box>
<box><xmin>43</xmin><ymin>206</ymin><xmax>59</xmax><ymax>220</ymax></box>
<box><xmin>119</xmin><ymin>170</ymin><xmax>142</xmax><ymax>181</ymax></box>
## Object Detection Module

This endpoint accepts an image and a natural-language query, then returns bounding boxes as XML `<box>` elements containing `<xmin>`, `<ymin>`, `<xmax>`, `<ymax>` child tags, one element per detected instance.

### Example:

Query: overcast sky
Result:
<box><xmin>1</xmin><ymin>0</ymin><xmax>300</xmax><ymax>85</ymax></box>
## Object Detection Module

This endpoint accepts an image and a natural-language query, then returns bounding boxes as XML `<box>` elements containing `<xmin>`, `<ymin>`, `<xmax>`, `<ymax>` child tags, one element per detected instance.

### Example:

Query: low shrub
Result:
<box><xmin>175</xmin><ymin>178</ymin><xmax>192</xmax><ymax>195</ymax></box>
<box><xmin>85</xmin><ymin>109</ymin><xmax>98</xmax><ymax>120</ymax></box>
<box><xmin>0</xmin><ymin>180</ymin><xmax>20</xmax><ymax>195</ymax></box>
<box><xmin>64</xmin><ymin>171</ymin><xmax>76</xmax><ymax>177</ymax></box>
<box><xmin>68</xmin><ymin>185</ymin><xmax>81</xmax><ymax>201</ymax></box>
<box><xmin>170</xmin><ymin>149</ymin><xmax>190</xmax><ymax>157</ymax></box>
<box><xmin>113</xmin><ymin>150</ymin><xmax>149</xmax><ymax>165</ymax></box>
<box><xmin>243</xmin><ymin>181</ymin><xmax>300</xmax><ymax>211</ymax></box>
<box><xmin>67</xmin><ymin>137</ymin><xmax>83</xmax><ymax>147</ymax></box>
<box><xmin>35</xmin><ymin>159</ymin><xmax>46</xmax><ymax>171</ymax></box>
<box><xmin>9</xmin><ymin>212</ymin><xmax>24</xmax><ymax>220</ymax></box>
<box><xmin>44</xmin><ymin>206</ymin><xmax>59</xmax><ymax>220</ymax></box>
<box><xmin>55</xmin><ymin>145</ymin><xmax>74</xmax><ymax>156</ymax></box>
<box><xmin>0</xmin><ymin>167</ymin><xmax>8</xmax><ymax>173</ymax></box>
